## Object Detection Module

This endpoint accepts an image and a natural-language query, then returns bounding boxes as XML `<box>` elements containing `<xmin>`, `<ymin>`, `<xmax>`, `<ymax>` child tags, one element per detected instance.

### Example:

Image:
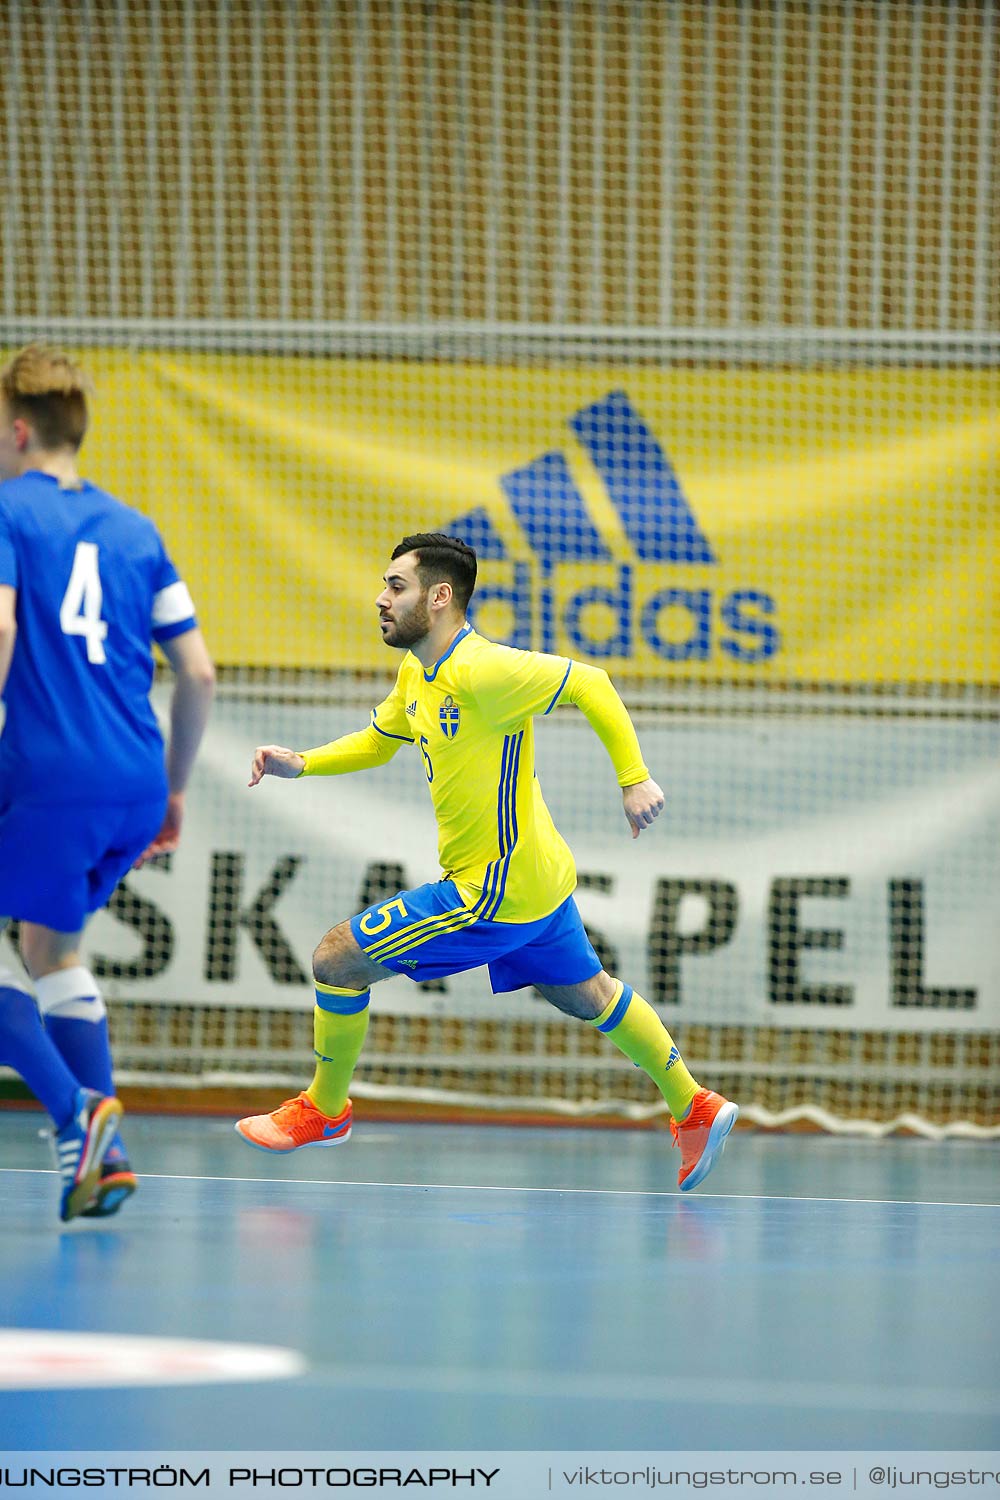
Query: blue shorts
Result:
<box><xmin>350</xmin><ymin>879</ymin><xmax>602</xmax><ymax>993</ymax></box>
<box><xmin>0</xmin><ymin>796</ymin><xmax>166</xmax><ymax>933</ymax></box>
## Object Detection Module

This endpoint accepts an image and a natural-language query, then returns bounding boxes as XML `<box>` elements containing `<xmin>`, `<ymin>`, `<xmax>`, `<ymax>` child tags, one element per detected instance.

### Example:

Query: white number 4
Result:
<box><xmin>60</xmin><ymin>541</ymin><xmax>108</xmax><ymax>665</ymax></box>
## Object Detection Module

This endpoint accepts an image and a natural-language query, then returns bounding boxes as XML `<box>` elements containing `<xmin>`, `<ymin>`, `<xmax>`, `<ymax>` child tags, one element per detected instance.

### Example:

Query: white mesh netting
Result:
<box><xmin>1</xmin><ymin>1</ymin><xmax>997</xmax><ymax>1135</ymax></box>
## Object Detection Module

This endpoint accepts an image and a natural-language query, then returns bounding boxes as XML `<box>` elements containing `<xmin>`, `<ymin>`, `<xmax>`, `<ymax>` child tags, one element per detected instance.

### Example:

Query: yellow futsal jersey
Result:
<box><xmin>300</xmin><ymin>625</ymin><xmax>649</xmax><ymax>924</ymax></box>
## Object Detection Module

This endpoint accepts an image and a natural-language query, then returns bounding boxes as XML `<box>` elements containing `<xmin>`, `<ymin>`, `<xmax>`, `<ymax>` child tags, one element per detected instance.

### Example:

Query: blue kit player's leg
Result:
<box><xmin>0</xmin><ymin>939</ymin><xmax>80</xmax><ymax>1136</ymax></box>
<box><xmin>26</xmin><ymin>798</ymin><xmax>164</xmax><ymax>1216</ymax></box>
<box><xmin>0</xmin><ymin>802</ymin><xmax>122</xmax><ymax>1223</ymax></box>
<box><xmin>26</xmin><ymin>932</ymin><xmax>137</xmax><ymax>1219</ymax></box>
<box><xmin>0</xmin><ymin>798</ymin><xmax>162</xmax><ymax>1219</ymax></box>
<box><xmin>0</xmin><ymin>942</ymin><xmax>123</xmax><ymax>1223</ymax></box>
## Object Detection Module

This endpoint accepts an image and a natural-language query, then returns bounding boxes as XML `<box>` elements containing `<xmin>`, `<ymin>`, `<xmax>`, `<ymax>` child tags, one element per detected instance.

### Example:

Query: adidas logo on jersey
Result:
<box><xmin>406</xmin><ymin>701</ymin><xmax>417</xmax><ymax>716</ymax></box>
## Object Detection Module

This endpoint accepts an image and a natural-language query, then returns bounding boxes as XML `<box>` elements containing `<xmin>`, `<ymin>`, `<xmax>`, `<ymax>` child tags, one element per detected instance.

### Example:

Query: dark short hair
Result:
<box><xmin>391</xmin><ymin>533</ymin><xmax>478</xmax><ymax>612</ymax></box>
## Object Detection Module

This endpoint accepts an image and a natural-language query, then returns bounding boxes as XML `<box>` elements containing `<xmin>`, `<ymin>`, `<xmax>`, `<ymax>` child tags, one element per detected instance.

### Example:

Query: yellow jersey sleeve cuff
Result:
<box><xmin>618</xmin><ymin>765</ymin><xmax>652</xmax><ymax>789</ymax></box>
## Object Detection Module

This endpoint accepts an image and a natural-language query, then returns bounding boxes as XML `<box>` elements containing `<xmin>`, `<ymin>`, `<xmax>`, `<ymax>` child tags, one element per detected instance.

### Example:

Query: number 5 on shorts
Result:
<box><xmin>359</xmin><ymin>897</ymin><xmax>409</xmax><ymax>936</ymax></box>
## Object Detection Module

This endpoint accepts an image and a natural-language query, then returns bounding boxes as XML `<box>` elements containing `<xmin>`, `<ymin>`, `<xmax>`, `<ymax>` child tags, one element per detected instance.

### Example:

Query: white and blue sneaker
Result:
<box><xmin>54</xmin><ymin>1089</ymin><xmax>124</xmax><ymax>1223</ymax></box>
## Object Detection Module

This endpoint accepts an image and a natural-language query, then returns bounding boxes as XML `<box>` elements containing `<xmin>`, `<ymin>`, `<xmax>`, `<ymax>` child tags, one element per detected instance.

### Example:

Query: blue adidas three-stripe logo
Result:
<box><xmin>446</xmin><ymin>389</ymin><xmax>780</xmax><ymax>665</ymax></box>
<box><xmin>479</xmin><ymin>729</ymin><xmax>523</xmax><ymax>921</ymax></box>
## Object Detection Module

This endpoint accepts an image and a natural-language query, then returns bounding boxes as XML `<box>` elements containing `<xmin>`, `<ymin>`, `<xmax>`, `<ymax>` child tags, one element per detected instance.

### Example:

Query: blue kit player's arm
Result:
<box><xmin>0</xmin><ymin>503</ymin><xmax>17</xmax><ymax>695</ymax></box>
<box><xmin>133</xmin><ymin>531</ymin><xmax>216</xmax><ymax>865</ymax></box>
<box><xmin>0</xmin><ymin>584</ymin><xmax>15</xmax><ymax>696</ymax></box>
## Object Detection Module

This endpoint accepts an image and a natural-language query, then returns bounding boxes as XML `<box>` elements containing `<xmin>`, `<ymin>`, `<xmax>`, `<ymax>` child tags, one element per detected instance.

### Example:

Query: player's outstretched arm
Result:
<box><xmin>270</xmin><ymin>669</ymin><xmax>413</xmax><ymax>783</ymax></box>
<box><xmin>251</xmin><ymin>721</ymin><xmax>406</xmax><ymax>786</ymax></box>
<box><xmin>249</xmin><ymin>745</ymin><xmax>305</xmax><ymax>785</ymax></box>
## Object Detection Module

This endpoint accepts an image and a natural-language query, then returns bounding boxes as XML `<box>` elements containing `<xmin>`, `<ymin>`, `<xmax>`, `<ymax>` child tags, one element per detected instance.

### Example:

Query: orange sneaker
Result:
<box><xmin>670</xmin><ymin>1088</ymin><xmax>739</xmax><ymax>1192</ymax></box>
<box><xmin>234</xmin><ymin>1092</ymin><xmax>353</xmax><ymax>1153</ymax></box>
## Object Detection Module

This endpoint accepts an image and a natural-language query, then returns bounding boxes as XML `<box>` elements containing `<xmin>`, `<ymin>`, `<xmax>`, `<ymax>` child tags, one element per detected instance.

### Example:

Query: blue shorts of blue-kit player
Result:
<box><xmin>350</xmin><ymin>879</ymin><xmax>602</xmax><ymax>993</ymax></box>
<box><xmin>0</xmin><ymin>796</ymin><xmax>166</xmax><ymax>933</ymax></box>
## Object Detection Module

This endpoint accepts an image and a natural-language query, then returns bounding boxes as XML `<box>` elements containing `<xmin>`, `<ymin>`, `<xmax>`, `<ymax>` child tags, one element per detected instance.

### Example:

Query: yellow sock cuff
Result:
<box><xmin>315</xmin><ymin>981</ymin><xmax>369</xmax><ymax>1016</ymax></box>
<box><xmin>590</xmin><ymin>979</ymin><xmax>630</xmax><ymax>1032</ymax></box>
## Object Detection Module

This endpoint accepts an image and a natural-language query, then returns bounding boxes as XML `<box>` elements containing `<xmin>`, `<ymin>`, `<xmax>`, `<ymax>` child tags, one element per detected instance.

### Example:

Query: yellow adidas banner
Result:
<box><xmin>76</xmin><ymin>353</ymin><xmax>996</xmax><ymax>685</ymax></box>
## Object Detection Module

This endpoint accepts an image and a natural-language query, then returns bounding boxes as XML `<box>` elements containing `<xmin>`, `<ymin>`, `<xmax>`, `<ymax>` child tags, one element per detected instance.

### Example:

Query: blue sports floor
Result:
<box><xmin>1</xmin><ymin>1112</ymin><xmax>998</xmax><ymax>1451</ymax></box>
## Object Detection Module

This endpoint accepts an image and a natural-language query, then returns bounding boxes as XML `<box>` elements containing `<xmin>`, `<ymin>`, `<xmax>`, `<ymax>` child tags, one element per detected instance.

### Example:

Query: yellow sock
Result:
<box><xmin>307</xmin><ymin>983</ymin><xmax>370</xmax><ymax>1117</ymax></box>
<box><xmin>590</xmin><ymin>980</ymin><xmax>700</xmax><ymax>1120</ymax></box>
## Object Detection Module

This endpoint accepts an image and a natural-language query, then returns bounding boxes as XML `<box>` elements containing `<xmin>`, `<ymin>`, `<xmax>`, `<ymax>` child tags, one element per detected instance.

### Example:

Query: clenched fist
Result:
<box><xmin>622</xmin><ymin>778</ymin><xmax>665</xmax><ymax>839</ymax></box>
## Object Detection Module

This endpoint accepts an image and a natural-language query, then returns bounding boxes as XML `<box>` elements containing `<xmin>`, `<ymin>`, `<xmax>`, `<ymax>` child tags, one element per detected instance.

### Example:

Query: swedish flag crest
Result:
<box><xmin>439</xmin><ymin>695</ymin><xmax>461</xmax><ymax>738</ymax></box>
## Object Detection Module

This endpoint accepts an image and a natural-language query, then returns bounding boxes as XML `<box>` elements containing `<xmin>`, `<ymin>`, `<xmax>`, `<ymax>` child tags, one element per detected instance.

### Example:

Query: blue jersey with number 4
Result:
<box><xmin>0</xmin><ymin>470</ymin><xmax>197</xmax><ymax>805</ymax></box>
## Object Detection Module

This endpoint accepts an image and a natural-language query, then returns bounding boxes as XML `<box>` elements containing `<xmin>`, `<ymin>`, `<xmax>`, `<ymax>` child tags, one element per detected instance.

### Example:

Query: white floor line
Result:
<box><xmin>2</xmin><ymin>1166</ymin><xmax>998</xmax><ymax>1211</ymax></box>
<box><xmin>301</xmin><ymin>1362</ymin><xmax>1000</xmax><ymax>1417</ymax></box>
